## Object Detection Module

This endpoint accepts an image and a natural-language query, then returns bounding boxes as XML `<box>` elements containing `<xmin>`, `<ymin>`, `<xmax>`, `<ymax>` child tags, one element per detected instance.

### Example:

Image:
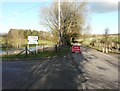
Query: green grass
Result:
<box><xmin>38</xmin><ymin>40</ymin><xmax>55</xmax><ymax>45</ymax></box>
<box><xmin>1</xmin><ymin>46</ymin><xmax>70</xmax><ymax>59</ymax></box>
<box><xmin>24</xmin><ymin>39</ymin><xmax>55</xmax><ymax>45</ymax></box>
<box><xmin>89</xmin><ymin>45</ymin><xmax>120</xmax><ymax>54</ymax></box>
<box><xmin>91</xmin><ymin>46</ymin><xmax>102</xmax><ymax>52</ymax></box>
<box><xmin>1</xmin><ymin>39</ymin><xmax>55</xmax><ymax>48</ymax></box>
<box><xmin>1</xmin><ymin>39</ymin><xmax>55</xmax><ymax>51</ymax></box>
<box><xmin>79</xmin><ymin>34</ymin><xmax>120</xmax><ymax>44</ymax></box>
<box><xmin>1</xmin><ymin>54</ymin><xmax>27</xmax><ymax>59</ymax></box>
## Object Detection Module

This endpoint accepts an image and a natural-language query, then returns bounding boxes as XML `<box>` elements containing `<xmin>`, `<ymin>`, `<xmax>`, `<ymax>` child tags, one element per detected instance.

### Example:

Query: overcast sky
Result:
<box><xmin>0</xmin><ymin>0</ymin><xmax>119</xmax><ymax>34</ymax></box>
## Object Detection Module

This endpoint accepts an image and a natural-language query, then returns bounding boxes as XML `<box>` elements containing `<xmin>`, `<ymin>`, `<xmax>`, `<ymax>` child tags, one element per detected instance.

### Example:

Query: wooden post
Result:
<box><xmin>6</xmin><ymin>45</ymin><xmax>8</xmax><ymax>55</ymax></box>
<box><xmin>103</xmin><ymin>47</ymin><xmax>105</xmax><ymax>53</ymax></box>
<box><xmin>106</xmin><ymin>47</ymin><xmax>108</xmax><ymax>53</ymax></box>
<box><xmin>55</xmin><ymin>44</ymin><xmax>57</xmax><ymax>52</ymax></box>
<box><xmin>43</xmin><ymin>46</ymin><xmax>44</xmax><ymax>52</ymax></box>
<box><xmin>25</xmin><ymin>46</ymin><xmax>28</xmax><ymax>56</ymax></box>
<box><xmin>27</xmin><ymin>44</ymin><xmax>29</xmax><ymax>54</ymax></box>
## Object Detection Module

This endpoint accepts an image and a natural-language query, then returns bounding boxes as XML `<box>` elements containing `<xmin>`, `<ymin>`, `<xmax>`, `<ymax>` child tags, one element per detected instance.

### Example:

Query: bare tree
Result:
<box><xmin>103</xmin><ymin>28</ymin><xmax>109</xmax><ymax>53</ymax></box>
<box><xmin>82</xmin><ymin>24</ymin><xmax>91</xmax><ymax>41</ymax></box>
<box><xmin>40</xmin><ymin>1</ymin><xmax>88</xmax><ymax>46</ymax></box>
<box><xmin>104</xmin><ymin>28</ymin><xmax>109</xmax><ymax>41</ymax></box>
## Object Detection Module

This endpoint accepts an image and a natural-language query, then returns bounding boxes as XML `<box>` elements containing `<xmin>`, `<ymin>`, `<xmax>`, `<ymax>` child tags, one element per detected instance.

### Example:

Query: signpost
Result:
<box><xmin>28</xmin><ymin>36</ymin><xmax>38</xmax><ymax>53</ymax></box>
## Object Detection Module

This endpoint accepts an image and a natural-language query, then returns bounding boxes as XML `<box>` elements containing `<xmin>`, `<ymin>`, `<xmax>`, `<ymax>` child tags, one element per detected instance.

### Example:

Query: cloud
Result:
<box><xmin>61</xmin><ymin>0</ymin><xmax>119</xmax><ymax>13</ymax></box>
<box><xmin>88</xmin><ymin>2</ymin><xmax>118</xmax><ymax>13</ymax></box>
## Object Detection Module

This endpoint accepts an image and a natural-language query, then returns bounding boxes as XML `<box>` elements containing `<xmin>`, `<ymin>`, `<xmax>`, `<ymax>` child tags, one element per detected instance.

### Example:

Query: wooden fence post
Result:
<box><xmin>43</xmin><ymin>46</ymin><xmax>44</xmax><ymax>52</ymax></box>
<box><xmin>55</xmin><ymin>44</ymin><xmax>57</xmax><ymax>52</ymax></box>
<box><xmin>25</xmin><ymin>46</ymin><xmax>28</xmax><ymax>56</ymax></box>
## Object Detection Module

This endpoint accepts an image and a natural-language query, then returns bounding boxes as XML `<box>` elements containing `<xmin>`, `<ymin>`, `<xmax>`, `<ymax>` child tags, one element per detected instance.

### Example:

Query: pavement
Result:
<box><xmin>2</xmin><ymin>45</ymin><xmax>120</xmax><ymax>90</ymax></box>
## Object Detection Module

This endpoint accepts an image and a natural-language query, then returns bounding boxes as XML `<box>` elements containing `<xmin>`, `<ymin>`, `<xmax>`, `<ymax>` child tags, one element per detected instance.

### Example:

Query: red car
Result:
<box><xmin>71</xmin><ymin>45</ymin><xmax>81</xmax><ymax>53</ymax></box>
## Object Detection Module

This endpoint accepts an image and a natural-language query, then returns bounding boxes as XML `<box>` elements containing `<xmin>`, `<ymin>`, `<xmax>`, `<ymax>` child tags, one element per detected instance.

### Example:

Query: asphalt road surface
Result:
<box><xmin>72</xmin><ymin>45</ymin><xmax>119</xmax><ymax>89</ymax></box>
<box><xmin>2</xmin><ymin>45</ymin><xmax>119</xmax><ymax>90</ymax></box>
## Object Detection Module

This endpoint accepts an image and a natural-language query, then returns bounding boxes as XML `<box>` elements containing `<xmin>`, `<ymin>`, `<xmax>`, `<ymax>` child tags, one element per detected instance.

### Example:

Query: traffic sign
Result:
<box><xmin>72</xmin><ymin>45</ymin><xmax>81</xmax><ymax>53</ymax></box>
<box><xmin>28</xmin><ymin>40</ymin><xmax>38</xmax><ymax>44</ymax></box>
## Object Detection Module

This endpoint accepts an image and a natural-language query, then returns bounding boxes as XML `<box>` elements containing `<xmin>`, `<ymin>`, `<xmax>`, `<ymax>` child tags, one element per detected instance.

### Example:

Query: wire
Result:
<box><xmin>0</xmin><ymin>1</ymin><xmax>50</xmax><ymax>20</ymax></box>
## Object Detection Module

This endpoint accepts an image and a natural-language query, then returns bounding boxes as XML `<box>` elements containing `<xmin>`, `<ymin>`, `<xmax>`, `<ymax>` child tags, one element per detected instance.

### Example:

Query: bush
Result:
<box><xmin>90</xmin><ymin>39</ymin><xmax>96</xmax><ymax>47</ymax></box>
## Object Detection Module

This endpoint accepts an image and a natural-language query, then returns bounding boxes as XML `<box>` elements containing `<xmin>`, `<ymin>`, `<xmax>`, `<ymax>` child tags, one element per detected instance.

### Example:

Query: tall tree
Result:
<box><xmin>40</xmin><ymin>1</ymin><xmax>88</xmax><ymax>45</ymax></box>
<box><xmin>7</xmin><ymin>29</ymin><xmax>25</xmax><ymax>48</ymax></box>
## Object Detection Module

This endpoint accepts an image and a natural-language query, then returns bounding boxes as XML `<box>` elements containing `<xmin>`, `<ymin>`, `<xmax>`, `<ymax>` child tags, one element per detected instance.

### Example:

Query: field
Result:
<box><xmin>0</xmin><ymin>36</ymin><xmax>55</xmax><ymax>48</ymax></box>
<box><xmin>77</xmin><ymin>34</ymin><xmax>120</xmax><ymax>54</ymax></box>
<box><xmin>78</xmin><ymin>34</ymin><xmax>119</xmax><ymax>44</ymax></box>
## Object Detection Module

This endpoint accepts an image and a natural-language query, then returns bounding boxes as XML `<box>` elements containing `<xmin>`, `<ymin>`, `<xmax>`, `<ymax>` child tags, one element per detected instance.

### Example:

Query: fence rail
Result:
<box><xmin>1</xmin><ymin>44</ymin><xmax>63</xmax><ymax>56</ymax></box>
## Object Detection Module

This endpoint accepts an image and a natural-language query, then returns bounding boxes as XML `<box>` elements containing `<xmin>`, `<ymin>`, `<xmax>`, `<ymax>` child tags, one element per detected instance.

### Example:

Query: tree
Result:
<box><xmin>40</xmin><ymin>1</ymin><xmax>88</xmax><ymax>46</ymax></box>
<box><xmin>32</xmin><ymin>30</ymin><xmax>39</xmax><ymax>36</ymax></box>
<box><xmin>23</xmin><ymin>29</ymin><xmax>32</xmax><ymax>39</ymax></box>
<box><xmin>103</xmin><ymin>28</ymin><xmax>109</xmax><ymax>53</ymax></box>
<box><xmin>7</xmin><ymin>29</ymin><xmax>25</xmax><ymax>48</ymax></box>
<box><xmin>104</xmin><ymin>28</ymin><xmax>109</xmax><ymax>42</ymax></box>
<box><xmin>82</xmin><ymin>24</ymin><xmax>91</xmax><ymax>41</ymax></box>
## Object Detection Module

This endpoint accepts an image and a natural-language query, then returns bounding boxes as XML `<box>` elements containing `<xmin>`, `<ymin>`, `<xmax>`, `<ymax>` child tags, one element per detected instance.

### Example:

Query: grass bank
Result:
<box><xmin>1</xmin><ymin>46</ymin><xmax>70</xmax><ymax>60</ymax></box>
<box><xmin>88</xmin><ymin>45</ymin><xmax>120</xmax><ymax>54</ymax></box>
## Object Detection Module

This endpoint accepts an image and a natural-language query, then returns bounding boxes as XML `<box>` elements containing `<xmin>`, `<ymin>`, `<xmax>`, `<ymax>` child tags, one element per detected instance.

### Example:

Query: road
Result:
<box><xmin>72</xmin><ymin>45</ymin><xmax>119</xmax><ymax>89</ymax></box>
<box><xmin>2</xmin><ymin>45</ymin><xmax>119</xmax><ymax>90</ymax></box>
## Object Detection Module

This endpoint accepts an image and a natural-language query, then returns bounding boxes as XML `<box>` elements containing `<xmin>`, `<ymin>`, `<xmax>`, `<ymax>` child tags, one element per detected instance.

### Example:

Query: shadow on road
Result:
<box><xmin>2</xmin><ymin>45</ymin><xmax>119</xmax><ymax>90</ymax></box>
<box><xmin>2</xmin><ymin>55</ymin><xmax>86</xmax><ymax>90</ymax></box>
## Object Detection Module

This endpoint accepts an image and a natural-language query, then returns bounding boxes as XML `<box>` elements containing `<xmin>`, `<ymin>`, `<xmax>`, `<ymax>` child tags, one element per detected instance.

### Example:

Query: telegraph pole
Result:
<box><xmin>58</xmin><ymin>0</ymin><xmax>61</xmax><ymax>48</ymax></box>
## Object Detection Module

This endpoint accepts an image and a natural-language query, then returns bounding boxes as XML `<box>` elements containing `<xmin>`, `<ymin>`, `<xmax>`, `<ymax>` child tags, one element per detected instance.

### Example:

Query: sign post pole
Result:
<box><xmin>25</xmin><ymin>46</ymin><xmax>28</xmax><ymax>56</ymax></box>
<box><xmin>27</xmin><ymin>44</ymin><xmax>29</xmax><ymax>54</ymax></box>
<box><xmin>36</xmin><ymin>44</ymin><xmax>38</xmax><ymax>53</ymax></box>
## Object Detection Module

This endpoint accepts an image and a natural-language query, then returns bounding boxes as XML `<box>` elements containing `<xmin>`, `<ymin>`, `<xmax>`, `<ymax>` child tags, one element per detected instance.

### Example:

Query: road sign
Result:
<box><xmin>28</xmin><ymin>36</ymin><xmax>38</xmax><ymax>53</ymax></box>
<box><xmin>72</xmin><ymin>45</ymin><xmax>81</xmax><ymax>53</ymax></box>
<box><xmin>28</xmin><ymin>40</ymin><xmax>38</xmax><ymax>44</ymax></box>
<box><xmin>28</xmin><ymin>36</ymin><xmax>38</xmax><ymax>44</ymax></box>
<box><xmin>28</xmin><ymin>36</ymin><xmax>38</xmax><ymax>40</ymax></box>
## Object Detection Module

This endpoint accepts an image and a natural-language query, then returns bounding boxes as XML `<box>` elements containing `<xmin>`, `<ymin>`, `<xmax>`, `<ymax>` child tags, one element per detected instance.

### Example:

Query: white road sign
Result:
<box><xmin>28</xmin><ymin>36</ymin><xmax>38</xmax><ymax>44</ymax></box>
<box><xmin>28</xmin><ymin>36</ymin><xmax>38</xmax><ymax>40</ymax></box>
<box><xmin>28</xmin><ymin>40</ymin><xmax>38</xmax><ymax>44</ymax></box>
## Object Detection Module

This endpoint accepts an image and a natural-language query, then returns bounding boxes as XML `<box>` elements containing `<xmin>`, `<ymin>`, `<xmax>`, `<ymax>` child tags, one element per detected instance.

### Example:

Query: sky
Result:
<box><xmin>0</xmin><ymin>1</ymin><xmax>52</xmax><ymax>33</ymax></box>
<box><xmin>89</xmin><ymin>1</ymin><xmax>118</xmax><ymax>34</ymax></box>
<box><xmin>0</xmin><ymin>0</ymin><xmax>119</xmax><ymax>34</ymax></box>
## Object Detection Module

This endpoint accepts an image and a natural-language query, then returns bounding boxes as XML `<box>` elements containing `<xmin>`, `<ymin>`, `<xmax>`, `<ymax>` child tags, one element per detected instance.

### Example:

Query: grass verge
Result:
<box><xmin>89</xmin><ymin>45</ymin><xmax>120</xmax><ymax>54</ymax></box>
<box><xmin>1</xmin><ymin>46</ymin><xmax>70</xmax><ymax>60</ymax></box>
